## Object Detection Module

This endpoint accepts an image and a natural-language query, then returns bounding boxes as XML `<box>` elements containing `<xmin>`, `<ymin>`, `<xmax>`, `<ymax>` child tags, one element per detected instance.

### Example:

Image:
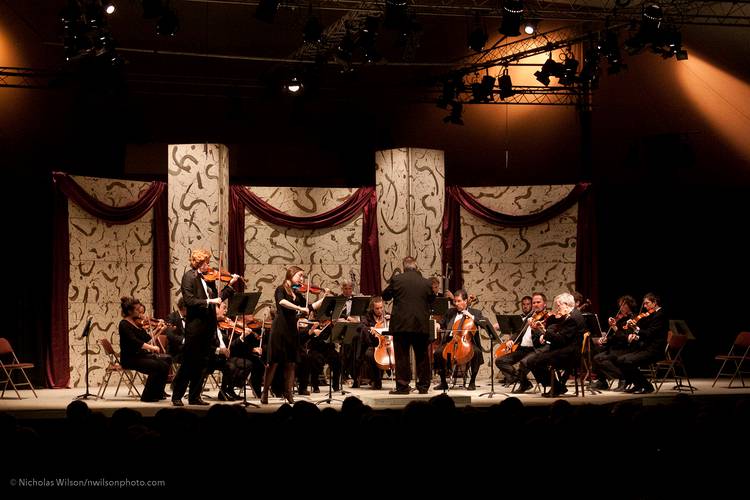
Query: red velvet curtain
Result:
<box><xmin>441</xmin><ymin>184</ymin><xmax>595</xmax><ymax>303</ymax></box>
<box><xmin>50</xmin><ymin>172</ymin><xmax>169</xmax><ymax>388</ymax></box>
<box><xmin>229</xmin><ymin>186</ymin><xmax>381</xmax><ymax>295</ymax></box>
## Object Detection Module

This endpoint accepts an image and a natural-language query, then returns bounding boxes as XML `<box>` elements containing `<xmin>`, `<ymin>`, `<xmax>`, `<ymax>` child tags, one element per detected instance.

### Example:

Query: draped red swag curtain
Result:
<box><xmin>50</xmin><ymin>172</ymin><xmax>169</xmax><ymax>388</ymax></box>
<box><xmin>229</xmin><ymin>186</ymin><xmax>381</xmax><ymax>296</ymax></box>
<box><xmin>441</xmin><ymin>183</ymin><xmax>597</xmax><ymax>310</ymax></box>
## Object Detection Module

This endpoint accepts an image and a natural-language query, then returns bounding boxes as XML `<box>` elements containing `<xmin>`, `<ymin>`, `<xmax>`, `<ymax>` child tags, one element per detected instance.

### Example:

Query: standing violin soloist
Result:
<box><xmin>261</xmin><ymin>266</ymin><xmax>326</xmax><ymax>404</ymax></box>
<box><xmin>172</xmin><ymin>248</ymin><xmax>239</xmax><ymax>406</ymax></box>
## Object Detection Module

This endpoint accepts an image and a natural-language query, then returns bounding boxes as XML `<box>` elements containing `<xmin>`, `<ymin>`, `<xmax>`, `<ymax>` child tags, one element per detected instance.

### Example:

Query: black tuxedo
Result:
<box><xmin>615</xmin><ymin>307</ymin><xmax>668</xmax><ymax>390</ymax></box>
<box><xmin>166</xmin><ymin>311</ymin><xmax>186</xmax><ymax>362</ymax></box>
<box><xmin>434</xmin><ymin>307</ymin><xmax>486</xmax><ymax>387</ymax></box>
<box><xmin>172</xmin><ymin>268</ymin><xmax>235</xmax><ymax>403</ymax></box>
<box><xmin>520</xmin><ymin>308</ymin><xmax>586</xmax><ymax>389</ymax></box>
<box><xmin>382</xmin><ymin>269</ymin><xmax>434</xmax><ymax>392</ymax></box>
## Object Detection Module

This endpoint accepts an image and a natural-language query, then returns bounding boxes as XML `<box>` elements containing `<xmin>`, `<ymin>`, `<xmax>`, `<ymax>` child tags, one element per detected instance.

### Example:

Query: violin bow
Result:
<box><xmin>602</xmin><ymin>301</ymin><xmax>626</xmax><ymax>341</ymax></box>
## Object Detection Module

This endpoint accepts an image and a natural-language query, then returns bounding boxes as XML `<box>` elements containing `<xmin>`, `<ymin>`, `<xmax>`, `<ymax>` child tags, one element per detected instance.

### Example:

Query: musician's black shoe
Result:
<box><xmin>466</xmin><ymin>382</ymin><xmax>476</xmax><ymax>391</ymax></box>
<box><xmin>612</xmin><ymin>380</ymin><xmax>627</xmax><ymax>392</ymax></box>
<box><xmin>188</xmin><ymin>399</ymin><xmax>210</xmax><ymax>406</ymax></box>
<box><xmin>541</xmin><ymin>390</ymin><xmax>560</xmax><ymax>398</ymax></box>
<box><xmin>591</xmin><ymin>380</ymin><xmax>609</xmax><ymax>390</ymax></box>
<box><xmin>352</xmin><ymin>381</ymin><xmax>360</xmax><ymax>389</ymax></box>
<box><xmin>633</xmin><ymin>383</ymin><xmax>654</xmax><ymax>394</ymax></box>
<box><xmin>389</xmin><ymin>388</ymin><xmax>410</xmax><ymax>395</ymax></box>
<box><xmin>371</xmin><ymin>383</ymin><xmax>382</xmax><ymax>390</ymax></box>
<box><xmin>298</xmin><ymin>389</ymin><xmax>311</xmax><ymax>396</ymax></box>
<box><xmin>312</xmin><ymin>386</ymin><xmax>320</xmax><ymax>393</ymax></box>
<box><xmin>418</xmin><ymin>388</ymin><xmax>429</xmax><ymax>394</ymax></box>
<box><xmin>433</xmin><ymin>383</ymin><xmax>449</xmax><ymax>390</ymax></box>
<box><xmin>171</xmin><ymin>400</ymin><xmax>184</xmax><ymax>407</ymax></box>
<box><xmin>512</xmin><ymin>381</ymin><xmax>533</xmax><ymax>394</ymax></box>
<box><xmin>625</xmin><ymin>385</ymin><xmax>639</xmax><ymax>393</ymax></box>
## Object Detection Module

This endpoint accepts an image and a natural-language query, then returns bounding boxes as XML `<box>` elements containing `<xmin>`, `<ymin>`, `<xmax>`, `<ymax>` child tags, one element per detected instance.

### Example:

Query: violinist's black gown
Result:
<box><xmin>267</xmin><ymin>286</ymin><xmax>306</xmax><ymax>364</ymax></box>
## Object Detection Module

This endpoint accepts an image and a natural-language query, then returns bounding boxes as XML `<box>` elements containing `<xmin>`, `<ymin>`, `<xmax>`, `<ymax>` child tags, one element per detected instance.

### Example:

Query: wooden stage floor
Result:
<box><xmin>1</xmin><ymin>377</ymin><xmax>747</xmax><ymax>418</ymax></box>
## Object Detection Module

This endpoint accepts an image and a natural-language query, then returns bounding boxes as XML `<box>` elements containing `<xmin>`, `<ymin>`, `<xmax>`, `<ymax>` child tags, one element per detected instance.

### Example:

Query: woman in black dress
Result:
<box><xmin>261</xmin><ymin>266</ymin><xmax>326</xmax><ymax>404</ymax></box>
<box><xmin>118</xmin><ymin>297</ymin><xmax>171</xmax><ymax>402</ymax></box>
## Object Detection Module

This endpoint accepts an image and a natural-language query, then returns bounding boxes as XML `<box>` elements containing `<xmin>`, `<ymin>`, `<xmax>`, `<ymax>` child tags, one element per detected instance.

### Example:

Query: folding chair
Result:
<box><xmin>0</xmin><ymin>338</ymin><xmax>38</xmax><ymax>399</ymax></box>
<box><xmin>653</xmin><ymin>331</ymin><xmax>694</xmax><ymax>393</ymax></box>
<box><xmin>712</xmin><ymin>332</ymin><xmax>750</xmax><ymax>388</ymax></box>
<box><xmin>97</xmin><ymin>338</ymin><xmax>142</xmax><ymax>398</ymax></box>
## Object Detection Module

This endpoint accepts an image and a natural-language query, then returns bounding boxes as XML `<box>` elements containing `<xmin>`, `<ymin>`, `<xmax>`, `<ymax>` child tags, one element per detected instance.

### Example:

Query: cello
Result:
<box><xmin>440</xmin><ymin>312</ymin><xmax>478</xmax><ymax>368</ymax></box>
<box><xmin>371</xmin><ymin>317</ymin><xmax>395</xmax><ymax>371</ymax></box>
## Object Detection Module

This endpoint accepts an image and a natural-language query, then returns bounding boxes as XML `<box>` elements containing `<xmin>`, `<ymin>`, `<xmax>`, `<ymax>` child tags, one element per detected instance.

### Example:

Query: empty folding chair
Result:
<box><xmin>0</xmin><ymin>338</ymin><xmax>38</xmax><ymax>399</ymax></box>
<box><xmin>712</xmin><ymin>332</ymin><xmax>750</xmax><ymax>388</ymax></box>
<box><xmin>653</xmin><ymin>331</ymin><xmax>694</xmax><ymax>393</ymax></box>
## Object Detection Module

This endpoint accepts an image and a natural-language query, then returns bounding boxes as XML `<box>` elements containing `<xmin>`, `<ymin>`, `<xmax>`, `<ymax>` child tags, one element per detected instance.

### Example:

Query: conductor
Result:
<box><xmin>382</xmin><ymin>256</ymin><xmax>434</xmax><ymax>394</ymax></box>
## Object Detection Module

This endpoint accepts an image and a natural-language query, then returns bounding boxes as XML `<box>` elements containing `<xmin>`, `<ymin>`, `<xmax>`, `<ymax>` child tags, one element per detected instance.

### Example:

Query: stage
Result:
<box><xmin>1</xmin><ymin>377</ymin><xmax>747</xmax><ymax>419</ymax></box>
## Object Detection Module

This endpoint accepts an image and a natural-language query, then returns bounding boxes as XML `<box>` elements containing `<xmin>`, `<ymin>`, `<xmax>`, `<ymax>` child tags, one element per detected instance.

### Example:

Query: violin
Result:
<box><xmin>624</xmin><ymin>311</ymin><xmax>650</xmax><ymax>330</ymax></box>
<box><xmin>494</xmin><ymin>309</ymin><xmax>542</xmax><ymax>359</ymax></box>
<box><xmin>203</xmin><ymin>267</ymin><xmax>244</xmax><ymax>283</ymax></box>
<box><xmin>292</xmin><ymin>283</ymin><xmax>328</xmax><ymax>294</ymax></box>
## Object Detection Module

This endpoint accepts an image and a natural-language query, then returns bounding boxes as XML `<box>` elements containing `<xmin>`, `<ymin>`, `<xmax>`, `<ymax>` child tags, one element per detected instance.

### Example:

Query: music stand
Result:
<box><xmin>431</xmin><ymin>297</ymin><xmax>450</xmax><ymax>317</ymax></box>
<box><xmin>339</xmin><ymin>296</ymin><xmax>371</xmax><ymax>388</ymax></box>
<box><xmin>582</xmin><ymin>313</ymin><xmax>603</xmax><ymax>338</ymax></box>
<box><xmin>227</xmin><ymin>292</ymin><xmax>261</xmax><ymax>408</ymax></box>
<box><xmin>477</xmin><ymin>319</ymin><xmax>504</xmax><ymax>399</ymax></box>
<box><xmin>581</xmin><ymin>313</ymin><xmax>602</xmax><ymax>393</ymax></box>
<box><xmin>669</xmin><ymin>320</ymin><xmax>695</xmax><ymax>340</ymax></box>
<box><xmin>75</xmin><ymin>318</ymin><xmax>98</xmax><ymax>400</ymax></box>
<box><xmin>316</xmin><ymin>320</ymin><xmax>349</xmax><ymax>405</ymax></box>
<box><xmin>495</xmin><ymin>314</ymin><xmax>525</xmax><ymax>340</ymax></box>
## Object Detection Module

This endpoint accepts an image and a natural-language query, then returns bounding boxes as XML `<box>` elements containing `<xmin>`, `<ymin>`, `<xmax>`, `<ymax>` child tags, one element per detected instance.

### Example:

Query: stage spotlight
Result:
<box><xmin>336</xmin><ymin>29</ymin><xmax>355</xmax><ymax>64</ymax></box>
<box><xmin>498</xmin><ymin>68</ymin><xmax>514</xmax><ymax>100</ymax></box>
<box><xmin>142</xmin><ymin>0</ymin><xmax>164</xmax><ymax>19</ymax></box>
<box><xmin>303</xmin><ymin>16</ymin><xmax>322</xmax><ymax>43</ymax></box>
<box><xmin>558</xmin><ymin>56</ymin><xmax>579</xmax><ymax>85</ymax></box>
<box><xmin>103</xmin><ymin>2</ymin><xmax>116</xmax><ymax>15</ymax></box>
<box><xmin>157</xmin><ymin>9</ymin><xmax>178</xmax><ymax>36</ymax></box>
<box><xmin>255</xmin><ymin>0</ymin><xmax>279</xmax><ymax>23</ymax></box>
<box><xmin>468</xmin><ymin>26</ymin><xmax>488</xmax><ymax>52</ymax></box>
<box><xmin>534</xmin><ymin>57</ymin><xmax>563</xmax><ymax>86</ymax></box>
<box><xmin>523</xmin><ymin>20</ymin><xmax>538</xmax><ymax>35</ymax></box>
<box><xmin>470</xmin><ymin>75</ymin><xmax>496</xmax><ymax>103</ymax></box>
<box><xmin>499</xmin><ymin>0</ymin><xmax>524</xmax><ymax>37</ymax></box>
<box><xmin>286</xmin><ymin>75</ymin><xmax>303</xmax><ymax>94</ymax></box>
<box><xmin>467</xmin><ymin>13</ymin><xmax>488</xmax><ymax>52</ymax></box>
<box><xmin>443</xmin><ymin>102</ymin><xmax>464</xmax><ymax>125</ymax></box>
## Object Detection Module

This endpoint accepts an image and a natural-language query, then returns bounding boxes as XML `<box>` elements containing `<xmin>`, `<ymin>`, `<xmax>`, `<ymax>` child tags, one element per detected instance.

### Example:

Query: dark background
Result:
<box><xmin>2</xmin><ymin>1</ymin><xmax>749</xmax><ymax>381</ymax></box>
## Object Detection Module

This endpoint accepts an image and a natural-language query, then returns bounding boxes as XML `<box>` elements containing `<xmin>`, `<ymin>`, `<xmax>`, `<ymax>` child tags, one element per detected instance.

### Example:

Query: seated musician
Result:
<box><xmin>118</xmin><ymin>296</ymin><xmax>171</xmax><ymax>402</ymax></box>
<box><xmin>612</xmin><ymin>292</ymin><xmax>667</xmax><ymax>394</ymax></box>
<box><xmin>336</xmin><ymin>279</ymin><xmax>365</xmax><ymax>387</ymax></box>
<box><xmin>497</xmin><ymin>292</ymin><xmax>547</xmax><ymax>392</ymax></box>
<box><xmin>209</xmin><ymin>300</ymin><xmax>248</xmax><ymax>401</ymax></box>
<box><xmin>431</xmin><ymin>277</ymin><xmax>454</xmax><ymax>300</ymax></box>
<box><xmin>433</xmin><ymin>289</ymin><xmax>486</xmax><ymax>391</ymax></box>
<box><xmin>166</xmin><ymin>298</ymin><xmax>187</xmax><ymax>363</ymax></box>
<box><xmin>226</xmin><ymin>312</ymin><xmax>266</xmax><ymax>398</ymax></box>
<box><xmin>359</xmin><ymin>296</ymin><xmax>391</xmax><ymax>390</ymax></box>
<box><xmin>518</xmin><ymin>292</ymin><xmax>586</xmax><ymax>397</ymax></box>
<box><xmin>590</xmin><ymin>295</ymin><xmax>636</xmax><ymax>391</ymax></box>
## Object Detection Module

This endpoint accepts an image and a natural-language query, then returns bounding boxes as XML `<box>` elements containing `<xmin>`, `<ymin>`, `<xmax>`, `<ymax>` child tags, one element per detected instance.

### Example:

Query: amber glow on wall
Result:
<box><xmin>676</xmin><ymin>53</ymin><xmax>750</xmax><ymax>161</ymax></box>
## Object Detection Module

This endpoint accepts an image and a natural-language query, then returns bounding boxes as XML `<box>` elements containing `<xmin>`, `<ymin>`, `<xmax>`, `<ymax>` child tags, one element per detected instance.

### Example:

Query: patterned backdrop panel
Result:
<box><xmin>460</xmin><ymin>185</ymin><xmax>577</xmax><ymax>324</ymax></box>
<box><xmin>68</xmin><ymin>176</ymin><xmax>154</xmax><ymax>387</ymax></box>
<box><xmin>376</xmin><ymin>148</ymin><xmax>445</xmax><ymax>289</ymax></box>
<box><xmin>168</xmin><ymin>144</ymin><xmax>229</xmax><ymax>305</ymax></box>
<box><xmin>243</xmin><ymin>187</ymin><xmax>362</xmax><ymax>318</ymax></box>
